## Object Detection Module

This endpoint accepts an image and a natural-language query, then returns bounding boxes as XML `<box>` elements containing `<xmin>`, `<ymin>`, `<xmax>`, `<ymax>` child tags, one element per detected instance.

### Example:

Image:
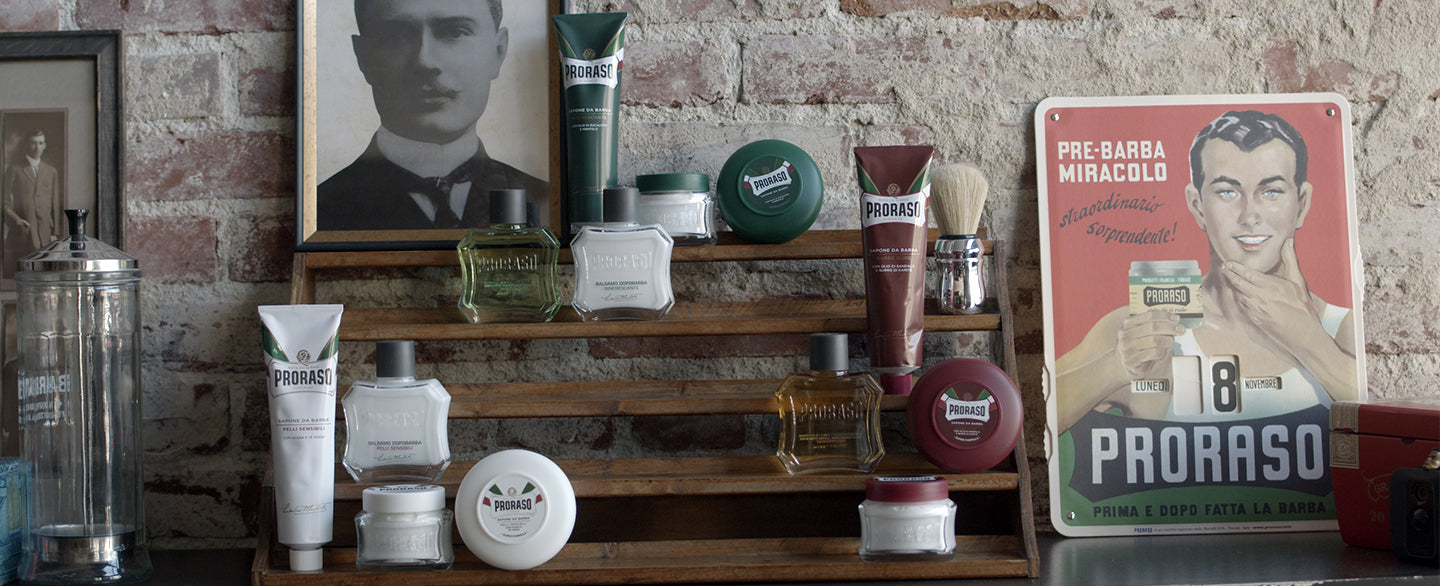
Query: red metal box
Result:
<box><xmin>1329</xmin><ymin>399</ymin><xmax>1440</xmax><ymax>550</ymax></box>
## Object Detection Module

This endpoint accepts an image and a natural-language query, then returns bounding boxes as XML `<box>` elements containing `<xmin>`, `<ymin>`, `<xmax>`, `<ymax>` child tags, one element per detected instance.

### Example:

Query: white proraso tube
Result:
<box><xmin>259</xmin><ymin>304</ymin><xmax>344</xmax><ymax>572</ymax></box>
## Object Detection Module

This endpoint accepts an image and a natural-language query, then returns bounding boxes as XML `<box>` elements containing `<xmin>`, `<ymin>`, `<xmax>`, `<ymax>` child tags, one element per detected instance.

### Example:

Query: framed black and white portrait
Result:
<box><xmin>0</xmin><ymin>31</ymin><xmax>122</xmax><ymax>288</ymax></box>
<box><xmin>297</xmin><ymin>0</ymin><xmax>567</xmax><ymax>251</ymax></box>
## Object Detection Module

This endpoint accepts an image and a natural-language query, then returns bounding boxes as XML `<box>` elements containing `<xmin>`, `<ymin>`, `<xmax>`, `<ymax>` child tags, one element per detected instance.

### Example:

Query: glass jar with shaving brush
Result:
<box><xmin>929</xmin><ymin>164</ymin><xmax>990</xmax><ymax>314</ymax></box>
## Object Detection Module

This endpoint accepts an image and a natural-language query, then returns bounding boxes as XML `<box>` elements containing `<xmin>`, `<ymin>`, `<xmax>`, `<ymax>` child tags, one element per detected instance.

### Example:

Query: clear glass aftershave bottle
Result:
<box><xmin>775</xmin><ymin>332</ymin><xmax>886</xmax><ymax>474</ymax></box>
<box><xmin>571</xmin><ymin>187</ymin><xmax>675</xmax><ymax>321</ymax></box>
<box><xmin>342</xmin><ymin>340</ymin><xmax>451</xmax><ymax>483</ymax></box>
<box><xmin>457</xmin><ymin>189</ymin><xmax>561</xmax><ymax>323</ymax></box>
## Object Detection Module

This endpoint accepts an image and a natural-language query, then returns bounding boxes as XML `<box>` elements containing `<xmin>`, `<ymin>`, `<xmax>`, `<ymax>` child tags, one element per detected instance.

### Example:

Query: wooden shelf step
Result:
<box><xmin>334</xmin><ymin>454</ymin><xmax>1018</xmax><ymax>500</ymax></box>
<box><xmin>379</xmin><ymin>379</ymin><xmax>915</xmax><ymax>418</ymax></box>
<box><xmin>255</xmin><ymin>535</ymin><xmax>1029</xmax><ymax>585</ymax></box>
<box><xmin>293</xmin><ymin>230</ymin><xmax>988</xmax><ymax>269</ymax></box>
<box><xmin>338</xmin><ymin>300</ymin><xmax>1000</xmax><ymax>341</ymax></box>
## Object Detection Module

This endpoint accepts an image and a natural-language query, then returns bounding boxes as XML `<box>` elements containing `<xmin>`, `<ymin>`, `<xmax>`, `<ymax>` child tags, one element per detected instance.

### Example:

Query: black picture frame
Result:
<box><xmin>0</xmin><ymin>30</ymin><xmax>123</xmax><ymax>278</ymax></box>
<box><xmin>0</xmin><ymin>30</ymin><xmax>122</xmax><ymax>456</ymax></box>
<box><xmin>296</xmin><ymin>0</ymin><xmax>567</xmax><ymax>251</ymax></box>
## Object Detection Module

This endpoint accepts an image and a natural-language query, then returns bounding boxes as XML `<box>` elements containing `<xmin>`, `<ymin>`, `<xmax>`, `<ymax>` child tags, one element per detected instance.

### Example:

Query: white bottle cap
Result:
<box><xmin>289</xmin><ymin>547</ymin><xmax>324</xmax><ymax>572</ymax></box>
<box><xmin>362</xmin><ymin>484</ymin><xmax>446</xmax><ymax>514</ymax></box>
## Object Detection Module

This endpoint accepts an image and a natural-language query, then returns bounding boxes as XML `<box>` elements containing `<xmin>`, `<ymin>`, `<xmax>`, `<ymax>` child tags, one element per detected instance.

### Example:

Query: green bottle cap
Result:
<box><xmin>716</xmin><ymin>140</ymin><xmax>823</xmax><ymax>244</ymax></box>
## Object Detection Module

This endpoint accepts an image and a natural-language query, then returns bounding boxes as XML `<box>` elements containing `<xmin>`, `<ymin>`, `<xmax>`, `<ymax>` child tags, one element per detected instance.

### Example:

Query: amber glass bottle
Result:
<box><xmin>775</xmin><ymin>333</ymin><xmax>886</xmax><ymax>474</ymax></box>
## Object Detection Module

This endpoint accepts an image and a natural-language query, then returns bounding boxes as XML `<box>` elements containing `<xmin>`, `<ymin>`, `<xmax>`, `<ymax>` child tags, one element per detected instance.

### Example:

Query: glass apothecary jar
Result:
<box><xmin>355</xmin><ymin>485</ymin><xmax>454</xmax><ymax>571</ymax></box>
<box><xmin>636</xmin><ymin>173</ymin><xmax>716</xmax><ymax>245</ymax></box>
<box><xmin>858</xmin><ymin>475</ymin><xmax>956</xmax><ymax>562</ymax></box>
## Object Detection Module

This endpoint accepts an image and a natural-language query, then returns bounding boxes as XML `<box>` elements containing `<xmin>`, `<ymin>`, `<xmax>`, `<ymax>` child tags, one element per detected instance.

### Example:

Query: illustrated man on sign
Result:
<box><xmin>4</xmin><ymin>129</ymin><xmax>59</xmax><ymax>274</ymax></box>
<box><xmin>319</xmin><ymin>0</ymin><xmax>548</xmax><ymax>231</ymax></box>
<box><xmin>1055</xmin><ymin>110</ymin><xmax>1359</xmax><ymax>431</ymax></box>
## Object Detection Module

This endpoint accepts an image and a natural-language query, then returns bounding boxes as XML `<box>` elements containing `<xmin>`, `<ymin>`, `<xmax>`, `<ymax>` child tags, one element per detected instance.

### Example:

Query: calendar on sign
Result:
<box><xmin>1037</xmin><ymin>94</ymin><xmax>1366</xmax><ymax>536</ymax></box>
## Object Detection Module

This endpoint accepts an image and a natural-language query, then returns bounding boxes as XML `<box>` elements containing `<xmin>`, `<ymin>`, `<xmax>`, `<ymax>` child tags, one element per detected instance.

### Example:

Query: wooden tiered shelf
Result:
<box><xmin>253</xmin><ymin>229</ymin><xmax>1038</xmax><ymax>584</ymax></box>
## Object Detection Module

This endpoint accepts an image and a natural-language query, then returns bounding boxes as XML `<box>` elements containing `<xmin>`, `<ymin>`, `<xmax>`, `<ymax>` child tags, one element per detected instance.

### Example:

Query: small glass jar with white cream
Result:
<box><xmin>858</xmin><ymin>476</ymin><xmax>956</xmax><ymax>562</ymax></box>
<box><xmin>355</xmin><ymin>485</ymin><xmax>454</xmax><ymax>571</ymax></box>
<box><xmin>635</xmin><ymin>173</ymin><xmax>716</xmax><ymax>245</ymax></box>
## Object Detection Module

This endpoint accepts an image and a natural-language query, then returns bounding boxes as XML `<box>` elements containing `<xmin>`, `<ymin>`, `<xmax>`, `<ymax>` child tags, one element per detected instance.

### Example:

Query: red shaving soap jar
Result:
<box><xmin>906</xmin><ymin>358</ymin><xmax>1022</xmax><ymax>473</ymax></box>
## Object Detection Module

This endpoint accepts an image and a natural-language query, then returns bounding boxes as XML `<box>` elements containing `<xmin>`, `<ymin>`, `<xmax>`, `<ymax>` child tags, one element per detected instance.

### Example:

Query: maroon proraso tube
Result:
<box><xmin>854</xmin><ymin>145</ymin><xmax>933</xmax><ymax>395</ymax></box>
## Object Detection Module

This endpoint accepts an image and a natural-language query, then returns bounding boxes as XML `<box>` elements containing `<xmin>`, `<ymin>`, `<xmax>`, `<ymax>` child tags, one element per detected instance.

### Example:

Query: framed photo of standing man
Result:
<box><xmin>297</xmin><ymin>0</ymin><xmax>566</xmax><ymax>251</ymax></box>
<box><xmin>0</xmin><ymin>32</ymin><xmax>121</xmax><ymax>288</ymax></box>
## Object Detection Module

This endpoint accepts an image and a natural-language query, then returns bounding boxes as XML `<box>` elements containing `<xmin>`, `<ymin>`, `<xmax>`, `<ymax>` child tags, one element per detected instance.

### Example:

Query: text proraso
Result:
<box><xmin>861</xmin><ymin>191</ymin><xmax>927</xmax><ymax>228</ymax></box>
<box><xmin>1089</xmin><ymin>423</ymin><xmax>1326</xmax><ymax>486</ymax></box>
<box><xmin>491</xmin><ymin>497</ymin><xmax>535</xmax><ymax>512</ymax></box>
<box><xmin>561</xmin><ymin>53</ymin><xmax>622</xmax><ymax>89</ymax></box>
<box><xmin>272</xmin><ymin>366</ymin><xmax>333</xmax><ymax>387</ymax></box>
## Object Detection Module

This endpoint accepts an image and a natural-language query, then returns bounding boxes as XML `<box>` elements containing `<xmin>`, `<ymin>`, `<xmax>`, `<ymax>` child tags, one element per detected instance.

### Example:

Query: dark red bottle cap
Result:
<box><xmin>865</xmin><ymin>475</ymin><xmax>949</xmax><ymax>503</ymax></box>
<box><xmin>906</xmin><ymin>358</ymin><xmax>1022</xmax><ymax>474</ymax></box>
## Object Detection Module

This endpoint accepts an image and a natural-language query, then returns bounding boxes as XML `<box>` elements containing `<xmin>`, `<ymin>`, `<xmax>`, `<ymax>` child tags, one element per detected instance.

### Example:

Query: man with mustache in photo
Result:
<box><xmin>1054</xmin><ymin>110</ymin><xmax>1359</xmax><ymax>432</ymax></box>
<box><xmin>318</xmin><ymin>0</ymin><xmax>548</xmax><ymax>232</ymax></box>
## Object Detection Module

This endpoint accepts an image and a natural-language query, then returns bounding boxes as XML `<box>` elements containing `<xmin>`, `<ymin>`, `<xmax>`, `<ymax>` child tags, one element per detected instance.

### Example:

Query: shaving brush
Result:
<box><xmin>930</xmin><ymin>163</ymin><xmax>989</xmax><ymax>314</ymax></box>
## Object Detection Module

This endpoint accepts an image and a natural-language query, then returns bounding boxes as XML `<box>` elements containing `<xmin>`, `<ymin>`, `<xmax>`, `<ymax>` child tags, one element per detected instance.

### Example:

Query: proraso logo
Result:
<box><xmin>483</xmin><ymin>482</ymin><xmax>543</xmax><ymax>511</ymax></box>
<box><xmin>1143</xmin><ymin>285</ymin><xmax>1190</xmax><ymax>307</ymax></box>
<box><xmin>478</xmin><ymin>476</ymin><xmax>548</xmax><ymax>543</ymax></box>
<box><xmin>743</xmin><ymin>163</ymin><xmax>795</xmax><ymax>197</ymax></box>
<box><xmin>861</xmin><ymin>191</ymin><xmax>927</xmax><ymax>227</ymax></box>
<box><xmin>561</xmin><ymin>51</ymin><xmax>622</xmax><ymax>89</ymax></box>
<box><xmin>943</xmin><ymin>391</ymin><xmax>995</xmax><ymax>423</ymax></box>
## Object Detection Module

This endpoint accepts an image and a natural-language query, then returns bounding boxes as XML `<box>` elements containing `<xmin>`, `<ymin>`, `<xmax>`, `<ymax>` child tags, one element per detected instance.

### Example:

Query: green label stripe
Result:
<box><xmin>556</xmin><ymin>27</ymin><xmax>623</xmax><ymax>58</ymax></box>
<box><xmin>263</xmin><ymin>330</ymin><xmax>337</xmax><ymax>363</ymax></box>
<box><xmin>856</xmin><ymin>167</ymin><xmax>880</xmax><ymax>195</ymax></box>
<box><xmin>556</xmin><ymin>35</ymin><xmax>577</xmax><ymax>59</ymax></box>
<box><xmin>262</xmin><ymin>328</ymin><xmax>287</xmax><ymax>362</ymax></box>
<box><xmin>488</xmin><ymin>484</ymin><xmax>504</xmax><ymax>496</ymax></box>
<box><xmin>603</xmin><ymin>28</ymin><xmax>624</xmax><ymax>58</ymax></box>
<box><xmin>318</xmin><ymin>335</ymin><xmax>339</xmax><ymax>361</ymax></box>
<box><xmin>907</xmin><ymin>161</ymin><xmax>932</xmax><ymax>194</ymax></box>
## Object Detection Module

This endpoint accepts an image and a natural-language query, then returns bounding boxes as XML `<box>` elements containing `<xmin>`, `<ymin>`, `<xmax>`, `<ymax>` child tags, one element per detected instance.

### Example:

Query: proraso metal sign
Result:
<box><xmin>1037</xmin><ymin>94</ymin><xmax>1365</xmax><ymax>536</ymax></box>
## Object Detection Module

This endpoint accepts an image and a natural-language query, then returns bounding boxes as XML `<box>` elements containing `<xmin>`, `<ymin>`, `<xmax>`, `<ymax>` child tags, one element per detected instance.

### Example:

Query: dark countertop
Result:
<box><xmin>154</xmin><ymin>531</ymin><xmax>1438</xmax><ymax>585</ymax></box>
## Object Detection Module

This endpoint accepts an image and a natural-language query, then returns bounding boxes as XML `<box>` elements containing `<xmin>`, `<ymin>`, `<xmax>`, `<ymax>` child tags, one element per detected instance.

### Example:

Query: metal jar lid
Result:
<box><xmin>17</xmin><ymin>209</ymin><xmax>138</xmax><ymax>279</ymax></box>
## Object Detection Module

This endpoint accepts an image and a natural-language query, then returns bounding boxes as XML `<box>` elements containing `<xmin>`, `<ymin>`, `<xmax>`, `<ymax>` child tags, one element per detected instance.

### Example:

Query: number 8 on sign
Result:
<box><xmin>1206</xmin><ymin>356</ymin><xmax>1240</xmax><ymax>414</ymax></box>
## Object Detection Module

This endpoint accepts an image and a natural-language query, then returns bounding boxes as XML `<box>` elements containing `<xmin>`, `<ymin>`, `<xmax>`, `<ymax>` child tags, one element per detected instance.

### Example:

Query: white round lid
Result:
<box><xmin>455</xmin><ymin>449</ymin><xmax>576</xmax><ymax>571</ymax></box>
<box><xmin>362</xmin><ymin>484</ymin><xmax>446</xmax><ymax>514</ymax></box>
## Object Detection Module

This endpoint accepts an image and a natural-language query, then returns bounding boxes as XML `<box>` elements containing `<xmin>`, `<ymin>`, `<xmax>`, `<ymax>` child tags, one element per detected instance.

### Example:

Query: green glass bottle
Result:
<box><xmin>457</xmin><ymin>189</ymin><xmax>561</xmax><ymax>323</ymax></box>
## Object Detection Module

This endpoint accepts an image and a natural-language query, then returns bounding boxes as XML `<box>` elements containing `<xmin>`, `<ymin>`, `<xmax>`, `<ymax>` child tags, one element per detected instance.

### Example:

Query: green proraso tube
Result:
<box><xmin>553</xmin><ymin>12</ymin><xmax>627</xmax><ymax>234</ymax></box>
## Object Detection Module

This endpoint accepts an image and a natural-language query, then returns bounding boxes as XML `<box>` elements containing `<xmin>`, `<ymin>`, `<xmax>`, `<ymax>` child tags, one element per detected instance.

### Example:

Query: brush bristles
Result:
<box><xmin>930</xmin><ymin>163</ymin><xmax>988</xmax><ymax>236</ymax></box>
